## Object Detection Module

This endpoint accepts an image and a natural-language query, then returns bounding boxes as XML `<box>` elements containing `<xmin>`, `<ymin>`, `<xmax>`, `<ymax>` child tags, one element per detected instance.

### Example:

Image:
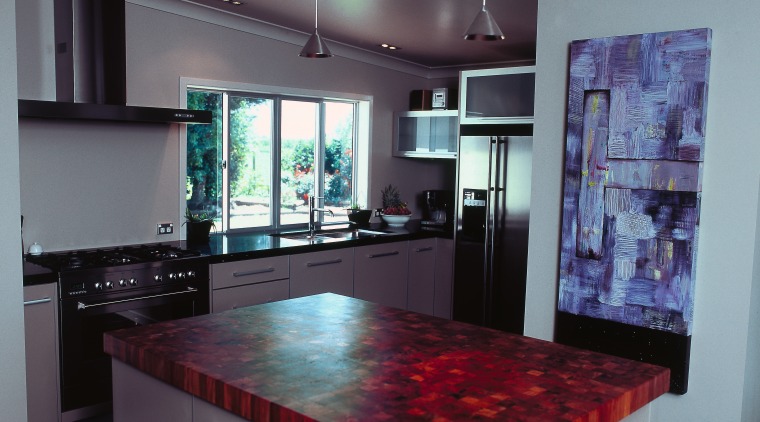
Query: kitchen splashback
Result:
<box><xmin>18</xmin><ymin>119</ymin><xmax>181</xmax><ymax>251</ymax></box>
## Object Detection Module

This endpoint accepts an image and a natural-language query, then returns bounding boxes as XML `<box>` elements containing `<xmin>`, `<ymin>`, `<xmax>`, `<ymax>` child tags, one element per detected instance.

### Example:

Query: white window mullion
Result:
<box><xmin>351</xmin><ymin>103</ymin><xmax>359</xmax><ymax>202</ymax></box>
<box><xmin>271</xmin><ymin>98</ymin><xmax>282</xmax><ymax>228</ymax></box>
<box><xmin>315</xmin><ymin>102</ymin><xmax>327</xmax><ymax>221</ymax></box>
<box><xmin>222</xmin><ymin>93</ymin><xmax>231</xmax><ymax>232</ymax></box>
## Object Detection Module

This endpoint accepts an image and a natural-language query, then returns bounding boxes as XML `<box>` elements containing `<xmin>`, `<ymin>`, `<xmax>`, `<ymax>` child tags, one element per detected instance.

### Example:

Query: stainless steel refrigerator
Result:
<box><xmin>453</xmin><ymin>132</ymin><xmax>532</xmax><ymax>334</ymax></box>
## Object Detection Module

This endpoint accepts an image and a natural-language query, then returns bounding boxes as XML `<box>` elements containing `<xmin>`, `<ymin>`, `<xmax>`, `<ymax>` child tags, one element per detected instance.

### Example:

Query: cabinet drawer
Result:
<box><xmin>212</xmin><ymin>279</ymin><xmax>290</xmax><ymax>312</ymax></box>
<box><xmin>290</xmin><ymin>248</ymin><xmax>354</xmax><ymax>298</ymax></box>
<box><xmin>212</xmin><ymin>255</ymin><xmax>289</xmax><ymax>289</ymax></box>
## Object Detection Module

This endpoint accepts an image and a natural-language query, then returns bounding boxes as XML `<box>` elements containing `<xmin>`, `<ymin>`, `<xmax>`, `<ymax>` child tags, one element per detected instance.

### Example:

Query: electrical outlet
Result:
<box><xmin>157</xmin><ymin>223</ymin><xmax>174</xmax><ymax>235</ymax></box>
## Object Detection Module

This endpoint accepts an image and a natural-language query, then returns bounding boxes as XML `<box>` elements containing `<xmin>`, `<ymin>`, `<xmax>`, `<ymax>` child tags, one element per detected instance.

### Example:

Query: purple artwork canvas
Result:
<box><xmin>559</xmin><ymin>29</ymin><xmax>711</xmax><ymax>336</ymax></box>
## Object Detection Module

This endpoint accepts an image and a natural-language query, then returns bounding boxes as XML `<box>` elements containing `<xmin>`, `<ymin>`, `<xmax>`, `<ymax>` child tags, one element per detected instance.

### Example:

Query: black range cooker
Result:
<box><xmin>26</xmin><ymin>243</ymin><xmax>210</xmax><ymax>421</ymax></box>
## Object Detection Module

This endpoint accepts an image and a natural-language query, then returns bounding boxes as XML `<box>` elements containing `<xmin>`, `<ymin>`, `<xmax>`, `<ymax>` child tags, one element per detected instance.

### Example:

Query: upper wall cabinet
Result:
<box><xmin>459</xmin><ymin>66</ymin><xmax>536</xmax><ymax>125</ymax></box>
<box><xmin>393</xmin><ymin>110</ymin><xmax>458</xmax><ymax>159</ymax></box>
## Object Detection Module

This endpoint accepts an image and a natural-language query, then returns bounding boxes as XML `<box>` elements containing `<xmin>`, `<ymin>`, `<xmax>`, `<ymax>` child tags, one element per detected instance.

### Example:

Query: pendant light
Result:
<box><xmin>463</xmin><ymin>0</ymin><xmax>505</xmax><ymax>41</ymax></box>
<box><xmin>299</xmin><ymin>0</ymin><xmax>333</xmax><ymax>58</ymax></box>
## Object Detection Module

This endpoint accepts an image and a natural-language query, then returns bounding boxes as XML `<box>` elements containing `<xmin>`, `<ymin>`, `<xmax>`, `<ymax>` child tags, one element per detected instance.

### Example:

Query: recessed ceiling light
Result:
<box><xmin>222</xmin><ymin>0</ymin><xmax>243</xmax><ymax>5</ymax></box>
<box><xmin>379</xmin><ymin>43</ymin><xmax>401</xmax><ymax>51</ymax></box>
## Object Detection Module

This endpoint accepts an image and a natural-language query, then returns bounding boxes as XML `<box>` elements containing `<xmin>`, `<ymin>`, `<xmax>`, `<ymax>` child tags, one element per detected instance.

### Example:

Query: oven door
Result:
<box><xmin>59</xmin><ymin>284</ymin><xmax>208</xmax><ymax>413</ymax></box>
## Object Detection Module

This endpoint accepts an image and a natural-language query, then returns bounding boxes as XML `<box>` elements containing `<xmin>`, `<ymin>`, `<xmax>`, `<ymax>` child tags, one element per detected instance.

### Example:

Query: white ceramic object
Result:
<box><xmin>381</xmin><ymin>214</ymin><xmax>411</xmax><ymax>227</ymax></box>
<box><xmin>28</xmin><ymin>242</ymin><xmax>43</xmax><ymax>255</ymax></box>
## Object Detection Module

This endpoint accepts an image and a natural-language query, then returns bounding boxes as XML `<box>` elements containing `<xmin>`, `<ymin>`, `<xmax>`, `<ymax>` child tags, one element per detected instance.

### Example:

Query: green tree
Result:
<box><xmin>324</xmin><ymin>114</ymin><xmax>354</xmax><ymax>206</ymax></box>
<box><xmin>229</xmin><ymin>97</ymin><xmax>268</xmax><ymax>199</ymax></box>
<box><xmin>186</xmin><ymin>91</ymin><xmax>222</xmax><ymax>214</ymax></box>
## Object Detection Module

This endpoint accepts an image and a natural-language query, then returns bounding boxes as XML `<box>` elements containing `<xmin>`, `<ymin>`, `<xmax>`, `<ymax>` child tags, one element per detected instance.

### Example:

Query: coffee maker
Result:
<box><xmin>420</xmin><ymin>190</ymin><xmax>454</xmax><ymax>230</ymax></box>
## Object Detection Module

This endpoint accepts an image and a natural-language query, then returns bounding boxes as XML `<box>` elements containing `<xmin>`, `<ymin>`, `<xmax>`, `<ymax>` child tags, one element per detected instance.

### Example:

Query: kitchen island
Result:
<box><xmin>104</xmin><ymin>293</ymin><xmax>669</xmax><ymax>421</ymax></box>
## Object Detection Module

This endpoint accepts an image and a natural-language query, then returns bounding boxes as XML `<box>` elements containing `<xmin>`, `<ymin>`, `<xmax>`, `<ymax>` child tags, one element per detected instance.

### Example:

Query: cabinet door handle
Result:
<box><xmin>414</xmin><ymin>247</ymin><xmax>434</xmax><ymax>253</ymax></box>
<box><xmin>368</xmin><ymin>251</ymin><xmax>399</xmax><ymax>259</ymax></box>
<box><xmin>233</xmin><ymin>267</ymin><xmax>275</xmax><ymax>277</ymax></box>
<box><xmin>24</xmin><ymin>297</ymin><xmax>52</xmax><ymax>306</ymax></box>
<box><xmin>306</xmin><ymin>258</ymin><xmax>343</xmax><ymax>267</ymax></box>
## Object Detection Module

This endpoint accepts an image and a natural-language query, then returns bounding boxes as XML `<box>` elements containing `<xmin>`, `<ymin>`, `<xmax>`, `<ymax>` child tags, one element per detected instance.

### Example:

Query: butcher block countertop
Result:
<box><xmin>104</xmin><ymin>293</ymin><xmax>670</xmax><ymax>422</ymax></box>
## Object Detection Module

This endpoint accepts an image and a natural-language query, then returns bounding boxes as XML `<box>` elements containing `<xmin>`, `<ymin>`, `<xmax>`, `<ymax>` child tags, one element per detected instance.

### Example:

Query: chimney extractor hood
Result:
<box><xmin>18</xmin><ymin>0</ymin><xmax>210</xmax><ymax>125</ymax></box>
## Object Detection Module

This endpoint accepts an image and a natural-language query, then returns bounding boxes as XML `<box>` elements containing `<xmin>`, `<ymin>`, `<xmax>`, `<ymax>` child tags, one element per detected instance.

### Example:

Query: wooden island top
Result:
<box><xmin>104</xmin><ymin>293</ymin><xmax>669</xmax><ymax>421</ymax></box>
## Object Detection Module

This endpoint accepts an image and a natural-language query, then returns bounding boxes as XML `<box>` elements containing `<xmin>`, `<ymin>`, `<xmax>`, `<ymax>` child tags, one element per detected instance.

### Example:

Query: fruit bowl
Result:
<box><xmin>381</xmin><ymin>214</ymin><xmax>411</xmax><ymax>227</ymax></box>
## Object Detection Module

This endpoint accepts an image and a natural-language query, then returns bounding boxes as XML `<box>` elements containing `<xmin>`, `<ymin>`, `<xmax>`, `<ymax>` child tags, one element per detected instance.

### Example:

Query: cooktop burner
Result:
<box><xmin>26</xmin><ymin>243</ymin><xmax>202</xmax><ymax>272</ymax></box>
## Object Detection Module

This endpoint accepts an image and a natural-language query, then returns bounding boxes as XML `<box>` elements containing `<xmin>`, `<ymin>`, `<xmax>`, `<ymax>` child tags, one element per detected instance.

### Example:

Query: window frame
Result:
<box><xmin>180</xmin><ymin>78</ymin><xmax>371</xmax><ymax>236</ymax></box>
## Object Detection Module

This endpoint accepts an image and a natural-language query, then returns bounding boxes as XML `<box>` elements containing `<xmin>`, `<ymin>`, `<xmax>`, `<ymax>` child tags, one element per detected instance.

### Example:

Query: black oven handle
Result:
<box><xmin>76</xmin><ymin>287</ymin><xmax>199</xmax><ymax>311</ymax></box>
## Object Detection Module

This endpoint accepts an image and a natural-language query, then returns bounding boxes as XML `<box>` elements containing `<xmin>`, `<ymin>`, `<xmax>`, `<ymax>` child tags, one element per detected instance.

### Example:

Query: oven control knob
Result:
<box><xmin>169</xmin><ymin>273</ymin><xmax>177</xmax><ymax>280</ymax></box>
<box><xmin>178</xmin><ymin>272</ymin><xmax>187</xmax><ymax>279</ymax></box>
<box><xmin>187</xmin><ymin>270</ymin><xmax>196</xmax><ymax>278</ymax></box>
<box><xmin>94</xmin><ymin>282</ymin><xmax>103</xmax><ymax>291</ymax></box>
<box><xmin>105</xmin><ymin>281</ymin><xmax>114</xmax><ymax>289</ymax></box>
<box><xmin>129</xmin><ymin>278</ymin><xmax>138</xmax><ymax>286</ymax></box>
<box><xmin>154</xmin><ymin>274</ymin><xmax>163</xmax><ymax>282</ymax></box>
<box><xmin>119</xmin><ymin>279</ymin><xmax>127</xmax><ymax>287</ymax></box>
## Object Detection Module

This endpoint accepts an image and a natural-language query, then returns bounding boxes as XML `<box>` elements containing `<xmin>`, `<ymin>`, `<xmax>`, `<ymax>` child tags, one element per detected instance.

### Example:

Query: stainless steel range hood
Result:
<box><xmin>18</xmin><ymin>0</ymin><xmax>210</xmax><ymax>125</ymax></box>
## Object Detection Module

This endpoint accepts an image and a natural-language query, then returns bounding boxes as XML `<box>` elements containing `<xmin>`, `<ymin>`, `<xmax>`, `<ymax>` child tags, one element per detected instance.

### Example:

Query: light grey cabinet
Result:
<box><xmin>407</xmin><ymin>238</ymin><xmax>437</xmax><ymax>315</ymax></box>
<box><xmin>290</xmin><ymin>248</ymin><xmax>354</xmax><ymax>298</ymax></box>
<box><xmin>393</xmin><ymin>110</ymin><xmax>458</xmax><ymax>159</ymax></box>
<box><xmin>459</xmin><ymin>66</ymin><xmax>536</xmax><ymax>125</ymax></box>
<box><xmin>406</xmin><ymin>238</ymin><xmax>454</xmax><ymax>319</ymax></box>
<box><xmin>112</xmin><ymin>359</ymin><xmax>247</xmax><ymax>421</ymax></box>
<box><xmin>207</xmin><ymin>237</ymin><xmax>454</xmax><ymax>317</ymax></box>
<box><xmin>433</xmin><ymin>238</ymin><xmax>454</xmax><ymax>319</ymax></box>
<box><xmin>23</xmin><ymin>283</ymin><xmax>60</xmax><ymax>422</ymax></box>
<box><xmin>354</xmin><ymin>241</ymin><xmax>409</xmax><ymax>309</ymax></box>
<box><xmin>211</xmin><ymin>256</ymin><xmax>290</xmax><ymax>312</ymax></box>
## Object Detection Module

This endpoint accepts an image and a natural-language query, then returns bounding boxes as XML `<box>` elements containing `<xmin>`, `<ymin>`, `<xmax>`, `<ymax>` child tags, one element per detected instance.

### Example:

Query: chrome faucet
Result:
<box><xmin>308</xmin><ymin>196</ymin><xmax>334</xmax><ymax>238</ymax></box>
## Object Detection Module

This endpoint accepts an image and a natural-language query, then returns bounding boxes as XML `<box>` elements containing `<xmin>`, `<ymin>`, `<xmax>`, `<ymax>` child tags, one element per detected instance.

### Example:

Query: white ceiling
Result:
<box><xmin>182</xmin><ymin>0</ymin><xmax>538</xmax><ymax>70</ymax></box>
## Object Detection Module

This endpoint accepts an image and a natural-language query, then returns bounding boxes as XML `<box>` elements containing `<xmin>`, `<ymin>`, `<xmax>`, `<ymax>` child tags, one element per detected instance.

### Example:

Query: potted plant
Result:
<box><xmin>380</xmin><ymin>184</ymin><xmax>412</xmax><ymax>227</ymax></box>
<box><xmin>346</xmin><ymin>203</ymin><xmax>372</xmax><ymax>226</ymax></box>
<box><xmin>184</xmin><ymin>208</ymin><xmax>215</xmax><ymax>243</ymax></box>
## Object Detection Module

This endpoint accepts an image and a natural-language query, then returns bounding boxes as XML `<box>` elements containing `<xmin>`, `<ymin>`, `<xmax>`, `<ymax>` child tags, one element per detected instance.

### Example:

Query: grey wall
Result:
<box><xmin>526</xmin><ymin>0</ymin><xmax>760</xmax><ymax>420</ymax></box>
<box><xmin>18</xmin><ymin>2</ymin><xmax>452</xmax><ymax>251</ymax></box>
<box><xmin>1</xmin><ymin>0</ymin><xmax>27</xmax><ymax>419</ymax></box>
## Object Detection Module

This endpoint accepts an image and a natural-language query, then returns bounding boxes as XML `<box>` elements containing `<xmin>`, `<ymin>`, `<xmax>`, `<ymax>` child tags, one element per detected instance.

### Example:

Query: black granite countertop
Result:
<box><xmin>22</xmin><ymin>220</ymin><xmax>452</xmax><ymax>285</ymax></box>
<box><xmin>22</xmin><ymin>260</ymin><xmax>57</xmax><ymax>287</ymax></box>
<box><xmin>193</xmin><ymin>219</ymin><xmax>452</xmax><ymax>264</ymax></box>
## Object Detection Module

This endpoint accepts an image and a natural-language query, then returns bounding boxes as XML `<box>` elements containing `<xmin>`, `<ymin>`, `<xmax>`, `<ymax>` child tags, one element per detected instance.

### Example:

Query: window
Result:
<box><xmin>184</xmin><ymin>81</ymin><xmax>369</xmax><ymax>233</ymax></box>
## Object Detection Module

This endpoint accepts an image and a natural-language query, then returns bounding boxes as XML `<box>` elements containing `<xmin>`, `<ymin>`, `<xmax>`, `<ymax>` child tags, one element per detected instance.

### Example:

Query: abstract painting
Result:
<box><xmin>558</xmin><ymin>28</ymin><xmax>712</xmax><ymax>336</ymax></box>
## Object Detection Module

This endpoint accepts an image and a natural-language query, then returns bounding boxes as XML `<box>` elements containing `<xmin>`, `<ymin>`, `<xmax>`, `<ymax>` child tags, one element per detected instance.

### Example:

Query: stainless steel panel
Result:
<box><xmin>453</xmin><ymin>135</ymin><xmax>532</xmax><ymax>333</ymax></box>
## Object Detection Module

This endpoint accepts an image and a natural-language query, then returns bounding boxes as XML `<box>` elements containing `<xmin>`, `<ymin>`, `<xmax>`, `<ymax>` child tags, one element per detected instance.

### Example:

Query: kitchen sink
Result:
<box><xmin>271</xmin><ymin>228</ymin><xmax>390</xmax><ymax>243</ymax></box>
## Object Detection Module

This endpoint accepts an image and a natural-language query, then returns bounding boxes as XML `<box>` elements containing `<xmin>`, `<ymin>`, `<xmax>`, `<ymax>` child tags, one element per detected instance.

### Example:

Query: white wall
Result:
<box><xmin>526</xmin><ymin>0</ymin><xmax>760</xmax><ymax>420</ymax></box>
<box><xmin>17</xmin><ymin>2</ymin><xmax>451</xmax><ymax>251</ymax></box>
<box><xmin>0</xmin><ymin>0</ymin><xmax>28</xmax><ymax>419</ymax></box>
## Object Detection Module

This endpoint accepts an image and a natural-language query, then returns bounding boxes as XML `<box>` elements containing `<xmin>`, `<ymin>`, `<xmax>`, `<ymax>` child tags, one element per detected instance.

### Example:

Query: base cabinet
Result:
<box><xmin>207</xmin><ymin>237</ymin><xmax>453</xmax><ymax>317</ymax></box>
<box><xmin>433</xmin><ymin>238</ymin><xmax>454</xmax><ymax>319</ymax></box>
<box><xmin>407</xmin><ymin>238</ymin><xmax>454</xmax><ymax>319</ymax></box>
<box><xmin>290</xmin><ymin>248</ymin><xmax>354</xmax><ymax>298</ymax></box>
<box><xmin>407</xmin><ymin>238</ymin><xmax>437</xmax><ymax>315</ymax></box>
<box><xmin>211</xmin><ymin>256</ymin><xmax>290</xmax><ymax>312</ymax></box>
<box><xmin>23</xmin><ymin>283</ymin><xmax>60</xmax><ymax>422</ymax></box>
<box><xmin>354</xmin><ymin>241</ymin><xmax>409</xmax><ymax>309</ymax></box>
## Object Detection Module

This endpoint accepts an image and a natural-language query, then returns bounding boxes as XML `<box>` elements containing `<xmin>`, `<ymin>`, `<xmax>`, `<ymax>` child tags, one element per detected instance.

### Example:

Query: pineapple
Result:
<box><xmin>380</xmin><ymin>184</ymin><xmax>411</xmax><ymax>215</ymax></box>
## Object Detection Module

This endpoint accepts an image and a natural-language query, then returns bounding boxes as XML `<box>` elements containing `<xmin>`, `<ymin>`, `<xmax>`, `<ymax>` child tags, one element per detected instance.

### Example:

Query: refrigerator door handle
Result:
<box><xmin>484</xmin><ymin>137</ymin><xmax>501</xmax><ymax>326</ymax></box>
<box><xmin>486</xmin><ymin>137</ymin><xmax>507</xmax><ymax>326</ymax></box>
